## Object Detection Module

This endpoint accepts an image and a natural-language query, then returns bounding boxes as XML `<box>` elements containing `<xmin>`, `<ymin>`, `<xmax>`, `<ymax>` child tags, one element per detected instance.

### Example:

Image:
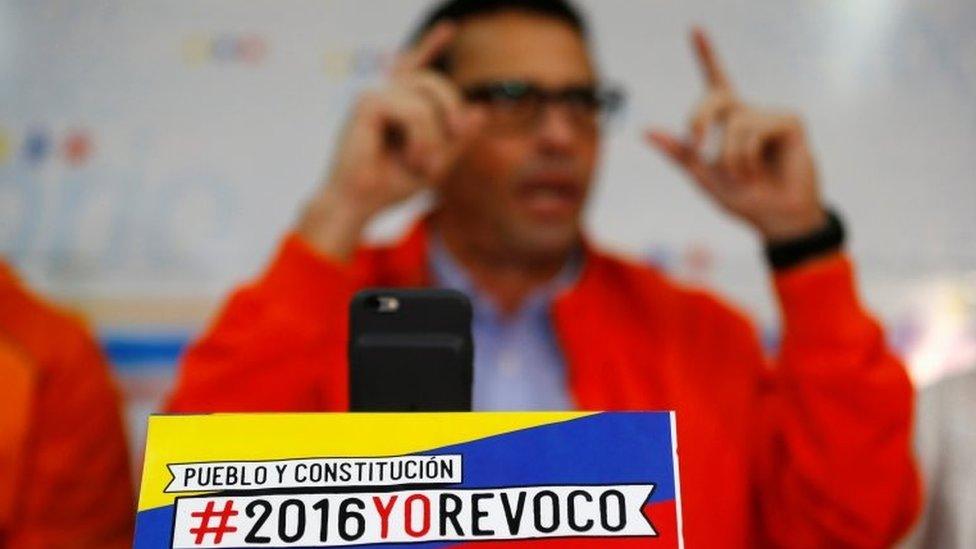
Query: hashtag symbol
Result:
<box><xmin>189</xmin><ymin>500</ymin><xmax>238</xmax><ymax>544</ymax></box>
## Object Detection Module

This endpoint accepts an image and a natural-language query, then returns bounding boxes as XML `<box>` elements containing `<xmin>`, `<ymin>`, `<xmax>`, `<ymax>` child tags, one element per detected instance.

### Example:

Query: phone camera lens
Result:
<box><xmin>371</xmin><ymin>296</ymin><xmax>399</xmax><ymax>313</ymax></box>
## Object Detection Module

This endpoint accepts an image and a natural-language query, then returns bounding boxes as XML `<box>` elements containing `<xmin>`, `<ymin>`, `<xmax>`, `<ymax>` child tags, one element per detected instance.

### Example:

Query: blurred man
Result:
<box><xmin>167</xmin><ymin>0</ymin><xmax>919</xmax><ymax>546</ymax></box>
<box><xmin>0</xmin><ymin>261</ymin><xmax>134</xmax><ymax>547</ymax></box>
<box><xmin>902</xmin><ymin>367</ymin><xmax>976</xmax><ymax>548</ymax></box>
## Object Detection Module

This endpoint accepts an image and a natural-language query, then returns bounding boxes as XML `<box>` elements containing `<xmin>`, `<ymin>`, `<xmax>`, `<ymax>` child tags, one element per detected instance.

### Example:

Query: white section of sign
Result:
<box><xmin>171</xmin><ymin>485</ymin><xmax>656</xmax><ymax>547</ymax></box>
<box><xmin>669</xmin><ymin>411</ymin><xmax>686</xmax><ymax>549</ymax></box>
<box><xmin>165</xmin><ymin>455</ymin><xmax>462</xmax><ymax>493</ymax></box>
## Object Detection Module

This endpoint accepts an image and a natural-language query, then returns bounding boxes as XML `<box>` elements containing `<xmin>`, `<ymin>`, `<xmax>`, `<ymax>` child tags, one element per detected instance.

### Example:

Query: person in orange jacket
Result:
<box><xmin>0</xmin><ymin>261</ymin><xmax>134</xmax><ymax>547</ymax></box>
<box><xmin>167</xmin><ymin>0</ymin><xmax>920</xmax><ymax>546</ymax></box>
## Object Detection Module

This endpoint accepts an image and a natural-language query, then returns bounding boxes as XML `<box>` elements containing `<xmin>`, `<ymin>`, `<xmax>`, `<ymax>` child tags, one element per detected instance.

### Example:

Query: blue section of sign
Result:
<box><xmin>133</xmin><ymin>505</ymin><xmax>174</xmax><ymax>549</ymax></box>
<box><xmin>425</xmin><ymin>412</ymin><xmax>676</xmax><ymax>502</ymax></box>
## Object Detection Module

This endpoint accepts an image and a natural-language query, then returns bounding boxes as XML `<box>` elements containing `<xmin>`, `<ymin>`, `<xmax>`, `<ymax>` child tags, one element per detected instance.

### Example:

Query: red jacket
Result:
<box><xmin>167</xmin><ymin>221</ymin><xmax>919</xmax><ymax>547</ymax></box>
<box><xmin>0</xmin><ymin>261</ymin><xmax>134</xmax><ymax>548</ymax></box>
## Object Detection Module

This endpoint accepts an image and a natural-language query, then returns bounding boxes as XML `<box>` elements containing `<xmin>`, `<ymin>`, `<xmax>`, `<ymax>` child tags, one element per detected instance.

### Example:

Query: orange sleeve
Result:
<box><xmin>0</xmin><ymin>340</ymin><xmax>34</xmax><ymax>534</ymax></box>
<box><xmin>754</xmin><ymin>253</ymin><xmax>920</xmax><ymax>547</ymax></box>
<box><xmin>8</xmin><ymin>319</ymin><xmax>134</xmax><ymax>548</ymax></box>
<box><xmin>166</xmin><ymin>234</ymin><xmax>356</xmax><ymax>413</ymax></box>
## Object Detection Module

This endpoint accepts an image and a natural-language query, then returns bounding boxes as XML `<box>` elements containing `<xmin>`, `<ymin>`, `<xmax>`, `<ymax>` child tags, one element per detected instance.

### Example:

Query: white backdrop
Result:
<box><xmin>2</xmin><ymin>0</ymin><xmax>975</xmax><ymax>429</ymax></box>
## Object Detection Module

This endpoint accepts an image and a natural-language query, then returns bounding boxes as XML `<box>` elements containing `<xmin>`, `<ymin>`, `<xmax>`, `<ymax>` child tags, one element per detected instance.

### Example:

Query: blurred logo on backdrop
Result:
<box><xmin>323</xmin><ymin>47</ymin><xmax>394</xmax><ymax>80</ymax></box>
<box><xmin>183</xmin><ymin>33</ymin><xmax>269</xmax><ymax>66</ymax></box>
<box><xmin>178</xmin><ymin>32</ymin><xmax>393</xmax><ymax>80</ymax></box>
<box><xmin>0</xmin><ymin>127</ymin><xmax>95</xmax><ymax>167</ymax></box>
<box><xmin>642</xmin><ymin>242</ymin><xmax>715</xmax><ymax>284</ymax></box>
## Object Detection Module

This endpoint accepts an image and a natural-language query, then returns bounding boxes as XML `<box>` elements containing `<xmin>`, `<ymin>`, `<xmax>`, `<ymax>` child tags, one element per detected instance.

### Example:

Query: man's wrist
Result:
<box><xmin>764</xmin><ymin>207</ymin><xmax>846</xmax><ymax>271</ymax></box>
<box><xmin>295</xmin><ymin>186</ymin><xmax>370</xmax><ymax>262</ymax></box>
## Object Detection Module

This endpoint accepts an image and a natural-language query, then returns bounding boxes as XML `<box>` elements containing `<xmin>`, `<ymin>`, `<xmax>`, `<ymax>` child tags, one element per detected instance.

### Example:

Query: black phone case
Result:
<box><xmin>348</xmin><ymin>288</ymin><xmax>473</xmax><ymax>411</ymax></box>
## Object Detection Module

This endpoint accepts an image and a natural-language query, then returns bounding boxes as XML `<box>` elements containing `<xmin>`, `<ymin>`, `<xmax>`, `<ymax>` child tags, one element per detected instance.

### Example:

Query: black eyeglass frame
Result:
<box><xmin>460</xmin><ymin>80</ymin><xmax>626</xmax><ymax>129</ymax></box>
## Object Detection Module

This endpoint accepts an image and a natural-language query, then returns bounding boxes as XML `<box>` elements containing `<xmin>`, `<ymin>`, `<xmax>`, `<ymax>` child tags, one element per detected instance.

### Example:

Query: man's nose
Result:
<box><xmin>534</xmin><ymin>104</ymin><xmax>580</xmax><ymax>152</ymax></box>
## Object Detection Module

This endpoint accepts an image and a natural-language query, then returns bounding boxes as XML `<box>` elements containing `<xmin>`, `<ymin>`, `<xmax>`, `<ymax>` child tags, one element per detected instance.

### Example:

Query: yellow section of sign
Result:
<box><xmin>138</xmin><ymin>411</ymin><xmax>594</xmax><ymax>512</ymax></box>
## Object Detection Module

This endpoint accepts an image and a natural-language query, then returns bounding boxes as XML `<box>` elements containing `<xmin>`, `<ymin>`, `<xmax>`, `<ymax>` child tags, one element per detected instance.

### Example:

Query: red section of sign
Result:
<box><xmin>642</xmin><ymin>500</ymin><xmax>679</xmax><ymax>547</ymax></box>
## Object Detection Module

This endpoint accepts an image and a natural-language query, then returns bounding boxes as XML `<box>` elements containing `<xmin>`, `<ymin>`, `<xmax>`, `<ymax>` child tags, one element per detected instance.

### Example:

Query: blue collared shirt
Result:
<box><xmin>428</xmin><ymin>234</ymin><xmax>580</xmax><ymax>411</ymax></box>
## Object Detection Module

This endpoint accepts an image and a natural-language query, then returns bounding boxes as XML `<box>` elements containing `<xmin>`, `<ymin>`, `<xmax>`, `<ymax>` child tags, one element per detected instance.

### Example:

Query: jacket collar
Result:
<box><xmin>385</xmin><ymin>214</ymin><xmax>604</xmax><ymax>301</ymax></box>
<box><xmin>383</xmin><ymin>215</ymin><xmax>660</xmax><ymax>410</ymax></box>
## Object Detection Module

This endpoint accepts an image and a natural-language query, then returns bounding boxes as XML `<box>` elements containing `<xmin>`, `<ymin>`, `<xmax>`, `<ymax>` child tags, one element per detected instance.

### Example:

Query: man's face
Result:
<box><xmin>440</xmin><ymin>11</ymin><xmax>600</xmax><ymax>261</ymax></box>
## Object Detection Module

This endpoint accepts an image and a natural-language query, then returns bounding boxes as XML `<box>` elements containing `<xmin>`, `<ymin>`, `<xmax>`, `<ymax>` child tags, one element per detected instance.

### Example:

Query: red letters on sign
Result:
<box><xmin>371</xmin><ymin>495</ymin><xmax>398</xmax><ymax>539</ymax></box>
<box><xmin>404</xmin><ymin>494</ymin><xmax>431</xmax><ymax>538</ymax></box>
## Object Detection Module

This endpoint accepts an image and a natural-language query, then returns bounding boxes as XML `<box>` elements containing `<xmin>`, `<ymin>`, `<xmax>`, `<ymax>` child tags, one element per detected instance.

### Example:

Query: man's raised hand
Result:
<box><xmin>646</xmin><ymin>28</ymin><xmax>826</xmax><ymax>243</ymax></box>
<box><xmin>298</xmin><ymin>22</ymin><xmax>485</xmax><ymax>260</ymax></box>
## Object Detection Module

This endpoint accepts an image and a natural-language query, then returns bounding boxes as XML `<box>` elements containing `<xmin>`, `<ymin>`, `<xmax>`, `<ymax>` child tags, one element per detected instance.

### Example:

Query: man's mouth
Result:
<box><xmin>516</xmin><ymin>175</ymin><xmax>582</xmax><ymax>219</ymax></box>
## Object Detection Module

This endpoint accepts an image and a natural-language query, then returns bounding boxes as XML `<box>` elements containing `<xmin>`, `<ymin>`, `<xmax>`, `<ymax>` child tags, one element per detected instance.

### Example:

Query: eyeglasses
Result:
<box><xmin>461</xmin><ymin>80</ymin><xmax>625</xmax><ymax>133</ymax></box>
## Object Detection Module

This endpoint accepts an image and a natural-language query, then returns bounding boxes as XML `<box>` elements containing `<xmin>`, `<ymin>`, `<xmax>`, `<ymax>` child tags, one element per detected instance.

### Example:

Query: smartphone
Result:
<box><xmin>348</xmin><ymin>288</ymin><xmax>473</xmax><ymax>411</ymax></box>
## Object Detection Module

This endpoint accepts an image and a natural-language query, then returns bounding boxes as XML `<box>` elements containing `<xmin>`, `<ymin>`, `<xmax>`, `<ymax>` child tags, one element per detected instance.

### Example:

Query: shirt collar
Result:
<box><xmin>427</xmin><ymin>230</ymin><xmax>583</xmax><ymax>321</ymax></box>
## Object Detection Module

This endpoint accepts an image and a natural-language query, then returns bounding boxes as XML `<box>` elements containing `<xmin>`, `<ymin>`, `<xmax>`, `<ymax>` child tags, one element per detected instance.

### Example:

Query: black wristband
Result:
<box><xmin>764</xmin><ymin>208</ymin><xmax>846</xmax><ymax>271</ymax></box>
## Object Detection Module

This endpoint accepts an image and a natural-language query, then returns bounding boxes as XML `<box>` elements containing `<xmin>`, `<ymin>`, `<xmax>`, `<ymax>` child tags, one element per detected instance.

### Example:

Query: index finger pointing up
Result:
<box><xmin>393</xmin><ymin>21</ymin><xmax>457</xmax><ymax>76</ymax></box>
<box><xmin>691</xmin><ymin>27</ymin><xmax>732</xmax><ymax>90</ymax></box>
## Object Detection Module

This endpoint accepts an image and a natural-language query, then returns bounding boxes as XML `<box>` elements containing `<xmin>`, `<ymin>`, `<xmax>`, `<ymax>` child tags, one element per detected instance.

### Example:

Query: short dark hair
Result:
<box><xmin>410</xmin><ymin>0</ymin><xmax>589</xmax><ymax>72</ymax></box>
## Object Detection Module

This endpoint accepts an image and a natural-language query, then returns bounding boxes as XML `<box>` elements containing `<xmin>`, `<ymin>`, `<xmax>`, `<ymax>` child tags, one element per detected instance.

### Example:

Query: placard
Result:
<box><xmin>135</xmin><ymin>412</ymin><xmax>683</xmax><ymax>547</ymax></box>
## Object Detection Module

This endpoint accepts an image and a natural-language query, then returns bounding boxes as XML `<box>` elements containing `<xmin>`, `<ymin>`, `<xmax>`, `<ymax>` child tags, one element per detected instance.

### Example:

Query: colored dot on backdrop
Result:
<box><xmin>323</xmin><ymin>50</ymin><xmax>350</xmax><ymax>78</ymax></box>
<box><xmin>64</xmin><ymin>129</ymin><xmax>94</xmax><ymax>166</ymax></box>
<box><xmin>644</xmin><ymin>246</ymin><xmax>675</xmax><ymax>271</ymax></box>
<box><xmin>0</xmin><ymin>128</ymin><xmax>11</xmax><ymax>165</ymax></box>
<box><xmin>23</xmin><ymin>130</ymin><xmax>50</xmax><ymax>164</ymax></box>
<box><xmin>212</xmin><ymin>35</ymin><xmax>238</xmax><ymax>62</ymax></box>
<box><xmin>237</xmin><ymin>34</ymin><xmax>267</xmax><ymax>65</ymax></box>
<box><xmin>182</xmin><ymin>35</ymin><xmax>210</xmax><ymax>66</ymax></box>
<box><xmin>351</xmin><ymin>47</ymin><xmax>388</xmax><ymax>76</ymax></box>
<box><xmin>685</xmin><ymin>243</ymin><xmax>714</xmax><ymax>276</ymax></box>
